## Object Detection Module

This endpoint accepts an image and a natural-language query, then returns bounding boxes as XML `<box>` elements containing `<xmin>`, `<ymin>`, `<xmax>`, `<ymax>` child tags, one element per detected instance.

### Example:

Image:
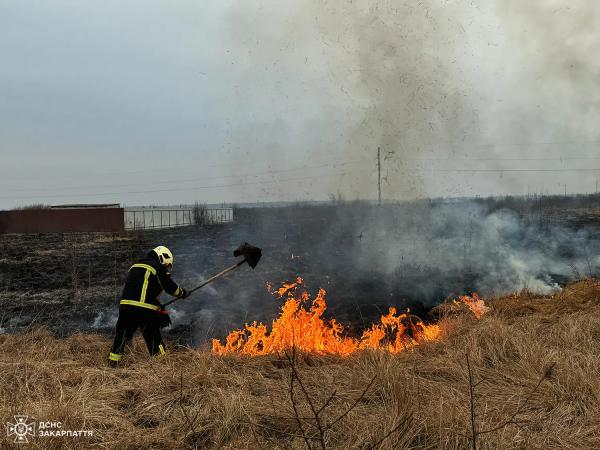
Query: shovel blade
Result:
<box><xmin>234</xmin><ymin>242</ymin><xmax>262</xmax><ymax>269</ymax></box>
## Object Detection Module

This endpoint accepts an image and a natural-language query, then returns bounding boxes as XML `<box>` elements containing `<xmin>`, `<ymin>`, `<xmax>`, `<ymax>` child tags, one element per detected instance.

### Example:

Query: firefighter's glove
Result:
<box><xmin>158</xmin><ymin>309</ymin><xmax>172</xmax><ymax>328</ymax></box>
<box><xmin>177</xmin><ymin>288</ymin><xmax>188</xmax><ymax>299</ymax></box>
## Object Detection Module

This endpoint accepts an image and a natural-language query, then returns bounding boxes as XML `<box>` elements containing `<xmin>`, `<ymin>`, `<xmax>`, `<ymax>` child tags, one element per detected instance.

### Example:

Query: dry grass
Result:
<box><xmin>2</xmin><ymin>280</ymin><xmax>600</xmax><ymax>449</ymax></box>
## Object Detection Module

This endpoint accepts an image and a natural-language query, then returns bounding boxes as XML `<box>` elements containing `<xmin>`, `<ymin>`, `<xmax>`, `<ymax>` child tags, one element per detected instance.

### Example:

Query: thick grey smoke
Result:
<box><xmin>89</xmin><ymin>2</ymin><xmax>600</xmax><ymax>343</ymax></box>
<box><xmin>220</xmin><ymin>1</ymin><xmax>600</xmax><ymax>201</ymax></box>
<box><xmin>461</xmin><ymin>1</ymin><xmax>600</xmax><ymax>196</ymax></box>
<box><xmin>314</xmin><ymin>0</ymin><xmax>483</xmax><ymax>198</ymax></box>
<box><xmin>220</xmin><ymin>0</ymin><xmax>486</xmax><ymax>201</ymax></box>
<box><xmin>348</xmin><ymin>201</ymin><xmax>596</xmax><ymax>297</ymax></box>
<box><xmin>161</xmin><ymin>199</ymin><xmax>600</xmax><ymax>345</ymax></box>
<box><xmin>2</xmin><ymin>1</ymin><xmax>598</xmax><ymax>207</ymax></box>
<box><xmin>492</xmin><ymin>1</ymin><xmax>600</xmax><ymax>141</ymax></box>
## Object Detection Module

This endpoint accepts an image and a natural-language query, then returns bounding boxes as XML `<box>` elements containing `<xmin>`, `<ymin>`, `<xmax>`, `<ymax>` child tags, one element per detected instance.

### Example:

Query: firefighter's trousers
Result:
<box><xmin>108</xmin><ymin>306</ymin><xmax>165</xmax><ymax>363</ymax></box>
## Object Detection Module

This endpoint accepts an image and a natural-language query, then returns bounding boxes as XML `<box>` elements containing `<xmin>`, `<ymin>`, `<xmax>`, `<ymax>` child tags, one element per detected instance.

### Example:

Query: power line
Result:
<box><xmin>4</xmin><ymin>141</ymin><xmax>599</xmax><ymax>182</ymax></box>
<box><xmin>436</xmin><ymin>140</ymin><xmax>600</xmax><ymax>148</ymax></box>
<box><xmin>0</xmin><ymin>156</ymin><xmax>363</xmax><ymax>183</ymax></box>
<box><xmin>0</xmin><ymin>158</ymin><xmax>267</xmax><ymax>182</ymax></box>
<box><xmin>0</xmin><ymin>160</ymin><xmax>365</xmax><ymax>193</ymax></box>
<box><xmin>410</xmin><ymin>156</ymin><xmax>600</xmax><ymax>161</ymax></box>
<box><xmin>0</xmin><ymin>169</ymin><xmax>365</xmax><ymax>201</ymax></box>
<box><xmin>424</xmin><ymin>168</ymin><xmax>600</xmax><ymax>173</ymax></box>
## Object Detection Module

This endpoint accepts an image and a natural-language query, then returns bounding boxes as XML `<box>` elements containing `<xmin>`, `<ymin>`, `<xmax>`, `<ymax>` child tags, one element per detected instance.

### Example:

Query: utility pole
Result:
<box><xmin>377</xmin><ymin>147</ymin><xmax>382</xmax><ymax>205</ymax></box>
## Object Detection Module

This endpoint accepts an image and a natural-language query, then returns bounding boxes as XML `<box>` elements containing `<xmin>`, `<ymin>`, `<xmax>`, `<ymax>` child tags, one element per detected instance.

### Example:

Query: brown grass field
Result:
<box><xmin>1</xmin><ymin>280</ymin><xmax>599</xmax><ymax>449</ymax></box>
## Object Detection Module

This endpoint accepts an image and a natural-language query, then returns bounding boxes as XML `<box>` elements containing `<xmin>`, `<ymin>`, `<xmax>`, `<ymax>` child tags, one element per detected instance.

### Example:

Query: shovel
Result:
<box><xmin>162</xmin><ymin>242</ymin><xmax>262</xmax><ymax>308</ymax></box>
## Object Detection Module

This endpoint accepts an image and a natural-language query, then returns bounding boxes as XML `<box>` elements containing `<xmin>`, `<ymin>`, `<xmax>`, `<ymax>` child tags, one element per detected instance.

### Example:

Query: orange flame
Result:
<box><xmin>268</xmin><ymin>276</ymin><xmax>303</xmax><ymax>297</ymax></box>
<box><xmin>455</xmin><ymin>293</ymin><xmax>489</xmax><ymax>319</ymax></box>
<box><xmin>212</xmin><ymin>279</ymin><xmax>447</xmax><ymax>356</ymax></box>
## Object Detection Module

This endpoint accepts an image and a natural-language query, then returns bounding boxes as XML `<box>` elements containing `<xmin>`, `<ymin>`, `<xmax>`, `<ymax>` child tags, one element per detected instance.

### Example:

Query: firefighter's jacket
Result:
<box><xmin>120</xmin><ymin>257</ymin><xmax>183</xmax><ymax>312</ymax></box>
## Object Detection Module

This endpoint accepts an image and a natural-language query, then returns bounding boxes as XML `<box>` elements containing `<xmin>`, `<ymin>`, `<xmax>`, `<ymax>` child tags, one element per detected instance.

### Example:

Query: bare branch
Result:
<box><xmin>246</xmin><ymin>421</ymin><xmax>294</xmax><ymax>450</ymax></box>
<box><xmin>286</xmin><ymin>351</ymin><xmax>327</xmax><ymax>449</ymax></box>
<box><xmin>248</xmin><ymin>421</ymin><xmax>267</xmax><ymax>450</ymax></box>
<box><xmin>285</xmin><ymin>349</ymin><xmax>314</xmax><ymax>450</ymax></box>
<box><xmin>284</xmin><ymin>348</ymin><xmax>327</xmax><ymax>449</ymax></box>
<box><xmin>326</xmin><ymin>375</ymin><xmax>377</xmax><ymax>431</ymax></box>
<box><xmin>259</xmin><ymin>413</ymin><xmax>322</xmax><ymax>422</ymax></box>
<box><xmin>473</xmin><ymin>377</ymin><xmax>488</xmax><ymax>388</ymax></box>
<box><xmin>249</xmin><ymin>421</ymin><xmax>315</xmax><ymax>442</ymax></box>
<box><xmin>466</xmin><ymin>353</ymin><xmax>477</xmax><ymax>450</ymax></box>
<box><xmin>478</xmin><ymin>363</ymin><xmax>555</xmax><ymax>436</ymax></box>
<box><xmin>316</xmin><ymin>390</ymin><xmax>337</xmax><ymax>417</ymax></box>
<box><xmin>372</xmin><ymin>413</ymin><xmax>413</xmax><ymax>450</ymax></box>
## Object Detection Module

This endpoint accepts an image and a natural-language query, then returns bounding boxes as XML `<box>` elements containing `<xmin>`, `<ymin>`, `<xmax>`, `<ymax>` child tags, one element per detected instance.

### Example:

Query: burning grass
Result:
<box><xmin>212</xmin><ymin>278</ymin><xmax>448</xmax><ymax>356</ymax></box>
<box><xmin>2</xmin><ymin>280</ymin><xmax>600</xmax><ymax>449</ymax></box>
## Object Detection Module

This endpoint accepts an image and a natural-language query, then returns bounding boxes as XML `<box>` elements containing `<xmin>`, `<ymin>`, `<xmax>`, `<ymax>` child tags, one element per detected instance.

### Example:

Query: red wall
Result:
<box><xmin>0</xmin><ymin>208</ymin><xmax>124</xmax><ymax>234</ymax></box>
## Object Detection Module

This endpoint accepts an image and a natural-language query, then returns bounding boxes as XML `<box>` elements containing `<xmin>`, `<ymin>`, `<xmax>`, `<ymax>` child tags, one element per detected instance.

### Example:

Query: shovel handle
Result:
<box><xmin>162</xmin><ymin>259</ymin><xmax>247</xmax><ymax>308</ymax></box>
<box><xmin>189</xmin><ymin>260</ymin><xmax>245</xmax><ymax>293</ymax></box>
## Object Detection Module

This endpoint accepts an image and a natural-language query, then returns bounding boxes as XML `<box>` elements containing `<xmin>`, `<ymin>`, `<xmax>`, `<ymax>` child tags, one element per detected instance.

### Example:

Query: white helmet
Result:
<box><xmin>152</xmin><ymin>245</ymin><xmax>174</xmax><ymax>269</ymax></box>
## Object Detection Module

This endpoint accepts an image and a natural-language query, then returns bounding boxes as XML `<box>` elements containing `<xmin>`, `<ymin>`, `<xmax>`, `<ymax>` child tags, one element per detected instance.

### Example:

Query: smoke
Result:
<box><xmin>91</xmin><ymin>310</ymin><xmax>117</xmax><ymax>329</ymax></box>
<box><xmin>348</xmin><ymin>200</ymin><xmax>593</xmax><ymax>298</ymax></box>
<box><xmin>163</xmin><ymin>199</ymin><xmax>600</xmax><ymax>344</ymax></box>
<box><xmin>2</xmin><ymin>2</ymin><xmax>599</xmax><ymax>208</ymax></box>
<box><xmin>145</xmin><ymin>2</ymin><xmax>600</xmax><ymax>342</ymax></box>
<box><xmin>216</xmin><ymin>1</ymin><xmax>600</xmax><ymax>201</ymax></box>
<box><xmin>218</xmin><ymin>0</ymin><xmax>486</xmax><ymax>201</ymax></box>
<box><xmin>491</xmin><ymin>1</ymin><xmax>600</xmax><ymax>140</ymax></box>
<box><xmin>314</xmin><ymin>0</ymin><xmax>483</xmax><ymax>198</ymax></box>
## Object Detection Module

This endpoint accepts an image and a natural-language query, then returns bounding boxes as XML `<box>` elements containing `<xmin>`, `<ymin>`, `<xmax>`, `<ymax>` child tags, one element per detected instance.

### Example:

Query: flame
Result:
<box><xmin>455</xmin><ymin>293</ymin><xmax>489</xmax><ymax>319</ymax></box>
<box><xmin>212</xmin><ymin>278</ymin><xmax>449</xmax><ymax>356</ymax></box>
<box><xmin>268</xmin><ymin>276</ymin><xmax>303</xmax><ymax>297</ymax></box>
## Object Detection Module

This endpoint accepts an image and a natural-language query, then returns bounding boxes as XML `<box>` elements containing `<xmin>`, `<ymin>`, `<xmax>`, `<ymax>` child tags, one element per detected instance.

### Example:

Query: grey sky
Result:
<box><xmin>1</xmin><ymin>1</ymin><xmax>599</xmax><ymax>209</ymax></box>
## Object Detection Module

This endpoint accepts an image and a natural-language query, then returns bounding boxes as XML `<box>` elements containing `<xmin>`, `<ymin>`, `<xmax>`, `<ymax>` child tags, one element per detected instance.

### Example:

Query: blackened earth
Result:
<box><xmin>2</xmin><ymin>198</ymin><xmax>600</xmax><ymax>346</ymax></box>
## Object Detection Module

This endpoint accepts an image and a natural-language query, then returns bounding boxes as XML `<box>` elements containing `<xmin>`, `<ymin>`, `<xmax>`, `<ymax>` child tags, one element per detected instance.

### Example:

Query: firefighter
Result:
<box><xmin>108</xmin><ymin>245</ymin><xmax>187</xmax><ymax>366</ymax></box>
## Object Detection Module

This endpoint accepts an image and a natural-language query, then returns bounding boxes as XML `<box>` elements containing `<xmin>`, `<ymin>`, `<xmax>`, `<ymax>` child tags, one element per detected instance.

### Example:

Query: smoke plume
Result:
<box><xmin>164</xmin><ymin>199</ymin><xmax>600</xmax><ymax>344</ymax></box>
<box><xmin>219</xmin><ymin>1</ymin><xmax>600</xmax><ymax>201</ymax></box>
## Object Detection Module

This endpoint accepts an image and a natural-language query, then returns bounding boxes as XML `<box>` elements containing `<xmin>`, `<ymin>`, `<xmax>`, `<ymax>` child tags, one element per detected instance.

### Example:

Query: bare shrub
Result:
<box><xmin>11</xmin><ymin>204</ymin><xmax>51</xmax><ymax>210</ymax></box>
<box><xmin>193</xmin><ymin>202</ymin><xmax>209</xmax><ymax>226</ymax></box>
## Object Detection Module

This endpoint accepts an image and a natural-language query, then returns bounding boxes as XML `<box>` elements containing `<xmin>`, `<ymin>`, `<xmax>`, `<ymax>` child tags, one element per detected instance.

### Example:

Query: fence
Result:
<box><xmin>124</xmin><ymin>207</ymin><xmax>233</xmax><ymax>230</ymax></box>
<box><xmin>202</xmin><ymin>208</ymin><xmax>234</xmax><ymax>225</ymax></box>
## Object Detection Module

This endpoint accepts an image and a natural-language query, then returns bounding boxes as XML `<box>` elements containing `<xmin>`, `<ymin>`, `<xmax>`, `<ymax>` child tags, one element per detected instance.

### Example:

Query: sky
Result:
<box><xmin>1</xmin><ymin>0</ymin><xmax>599</xmax><ymax>209</ymax></box>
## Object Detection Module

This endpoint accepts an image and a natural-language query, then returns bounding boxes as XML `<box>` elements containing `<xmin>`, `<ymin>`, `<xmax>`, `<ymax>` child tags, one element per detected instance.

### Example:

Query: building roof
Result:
<box><xmin>50</xmin><ymin>203</ymin><xmax>120</xmax><ymax>209</ymax></box>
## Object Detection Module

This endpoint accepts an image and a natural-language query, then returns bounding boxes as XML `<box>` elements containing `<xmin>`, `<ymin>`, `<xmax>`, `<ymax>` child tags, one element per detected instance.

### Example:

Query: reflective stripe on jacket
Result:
<box><xmin>119</xmin><ymin>257</ymin><xmax>182</xmax><ymax>310</ymax></box>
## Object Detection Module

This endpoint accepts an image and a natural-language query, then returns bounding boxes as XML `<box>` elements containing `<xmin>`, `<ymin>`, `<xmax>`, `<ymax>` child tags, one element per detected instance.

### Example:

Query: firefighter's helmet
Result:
<box><xmin>152</xmin><ymin>246</ymin><xmax>174</xmax><ymax>269</ymax></box>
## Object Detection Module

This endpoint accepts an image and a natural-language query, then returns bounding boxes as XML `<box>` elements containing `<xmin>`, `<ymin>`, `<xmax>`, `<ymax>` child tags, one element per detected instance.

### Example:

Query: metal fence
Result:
<box><xmin>124</xmin><ymin>207</ymin><xmax>233</xmax><ymax>230</ymax></box>
<box><xmin>202</xmin><ymin>208</ymin><xmax>234</xmax><ymax>225</ymax></box>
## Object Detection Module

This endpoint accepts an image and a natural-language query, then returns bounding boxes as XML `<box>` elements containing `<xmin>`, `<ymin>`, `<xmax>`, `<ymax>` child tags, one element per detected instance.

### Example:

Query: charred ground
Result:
<box><xmin>2</xmin><ymin>196</ymin><xmax>600</xmax><ymax>344</ymax></box>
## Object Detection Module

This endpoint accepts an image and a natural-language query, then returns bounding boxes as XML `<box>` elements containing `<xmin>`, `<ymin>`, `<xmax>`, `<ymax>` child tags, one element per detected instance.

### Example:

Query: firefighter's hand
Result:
<box><xmin>158</xmin><ymin>309</ymin><xmax>172</xmax><ymax>328</ymax></box>
<box><xmin>177</xmin><ymin>288</ymin><xmax>188</xmax><ymax>299</ymax></box>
